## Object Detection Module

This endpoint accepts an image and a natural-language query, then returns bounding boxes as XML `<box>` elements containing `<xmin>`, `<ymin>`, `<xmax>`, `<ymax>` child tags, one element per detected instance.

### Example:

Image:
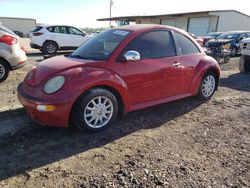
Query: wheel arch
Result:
<box><xmin>190</xmin><ymin>58</ymin><xmax>221</xmax><ymax>95</ymax></box>
<box><xmin>43</xmin><ymin>40</ymin><xmax>59</xmax><ymax>49</ymax></box>
<box><xmin>69</xmin><ymin>84</ymin><xmax>128</xmax><ymax>126</ymax></box>
<box><xmin>0</xmin><ymin>57</ymin><xmax>11</xmax><ymax>70</ymax></box>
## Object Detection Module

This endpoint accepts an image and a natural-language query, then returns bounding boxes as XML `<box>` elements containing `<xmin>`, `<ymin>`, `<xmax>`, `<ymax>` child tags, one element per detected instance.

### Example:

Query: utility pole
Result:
<box><xmin>109</xmin><ymin>0</ymin><xmax>113</xmax><ymax>28</ymax></box>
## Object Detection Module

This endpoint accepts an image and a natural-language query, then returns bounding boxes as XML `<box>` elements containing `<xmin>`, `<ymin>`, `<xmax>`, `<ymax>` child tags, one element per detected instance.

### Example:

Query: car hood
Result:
<box><xmin>206</xmin><ymin>39</ymin><xmax>234</xmax><ymax>47</ymax></box>
<box><xmin>201</xmin><ymin>36</ymin><xmax>213</xmax><ymax>39</ymax></box>
<box><xmin>26</xmin><ymin>55</ymin><xmax>105</xmax><ymax>86</ymax></box>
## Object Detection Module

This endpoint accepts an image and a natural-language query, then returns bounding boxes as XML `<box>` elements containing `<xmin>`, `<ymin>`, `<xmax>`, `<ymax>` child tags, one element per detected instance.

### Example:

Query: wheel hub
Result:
<box><xmin>84</xmin><ymin>96</ymin><xmax>113</xmax><ymax>128</ymax></box>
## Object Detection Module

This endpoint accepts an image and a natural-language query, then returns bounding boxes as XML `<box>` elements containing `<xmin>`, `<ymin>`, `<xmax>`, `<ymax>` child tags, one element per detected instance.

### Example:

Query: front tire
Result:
<box><xmin>197</xmin><ymin>72</ymin><xmax>217</xmax><ymax>100</ymax></box>
<box><xmin>230</xmin><ymin>47</ymin><xmax>237</xmax><ymax>57</ymax></box>
<box><xmin>0</xmin><ymin>60</ymin><xmax>10</xmax><ymax>83</ymax></box>
<box><xmin>43</xmin><ymin>41</ymin><xmax>58</xmax><ymax>54</ymax></box>
<box><xmin>73</xmin><ymin>88</ymin><xmax>118</xmax><ymax>132</ymax></box>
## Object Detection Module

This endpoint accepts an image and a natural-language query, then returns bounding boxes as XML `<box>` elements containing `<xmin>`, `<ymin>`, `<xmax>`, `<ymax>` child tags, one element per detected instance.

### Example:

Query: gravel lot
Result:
<box><xmin>0</xmin><ymin>38</ymin><xmax>249</xmax><ymax>187</ymax></box>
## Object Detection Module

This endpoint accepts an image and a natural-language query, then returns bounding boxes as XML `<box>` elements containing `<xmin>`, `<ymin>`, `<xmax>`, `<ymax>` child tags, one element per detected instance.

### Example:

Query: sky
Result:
<box><xmin>0</xmin><ymin>0</ymin><xmax>250</xmax><ymax>28</ymax></box>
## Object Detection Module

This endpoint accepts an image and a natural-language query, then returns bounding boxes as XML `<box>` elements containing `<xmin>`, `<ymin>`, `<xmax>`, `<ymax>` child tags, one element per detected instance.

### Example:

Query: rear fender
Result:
<box><xmin>189</xmin><ymin>56</ymin><xmax>220</xmax><ymax>95</ymax></box>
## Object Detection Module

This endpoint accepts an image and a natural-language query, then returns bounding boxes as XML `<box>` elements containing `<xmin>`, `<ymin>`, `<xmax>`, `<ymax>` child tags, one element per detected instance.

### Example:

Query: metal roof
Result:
<box><xmin>97</xmin><ymin>10</ymin><xmax>250</xmax><ymax>22</ymax></box>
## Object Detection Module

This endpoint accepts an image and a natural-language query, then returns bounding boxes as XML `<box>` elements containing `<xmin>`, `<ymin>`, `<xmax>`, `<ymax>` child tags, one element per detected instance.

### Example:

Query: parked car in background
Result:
<box><xmin>239</xmin><ymin>38</ymin><xmax>250</xmax><ymax>72</ymax></box>
<box><xmin>13</xmin><ymin>31</ymin><xmax>24</xmax><ymax>38</ymax></box>
<box><xmin>201</xmin><ymin>32</ymin><xmax>223</xmax><ymax>45</ymax></box>
<box><xmin>18</xmin><ymin>24</ymin><xmax>220</xmax><ymax>132</ymax></box>
<box><xmin>206</xmin><ymin>31</ymin><xmax>250</xmax><ymax>56</ymax></box>
<box><xmin>188</xmin><ymin>32</ymin><xmax>204</xmax><ymax>46</ymax></box>
<box><xmin>30</xmin><ymin>25</ymin><xmax>89</xmax><ymax>54</ymax></box>
<box><xmin>0</xmin><ymin>24</ymin><xmax>27</xmax><ymax>82</ymax></box>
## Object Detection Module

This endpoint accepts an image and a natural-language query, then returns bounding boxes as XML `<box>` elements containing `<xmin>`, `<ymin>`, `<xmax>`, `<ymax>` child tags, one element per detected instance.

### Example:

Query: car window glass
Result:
<box><xmin>59</xmin><ymin>26</ymin><xmax>67</xmax><ymax>34</ymax></box>
<box><xmin>124</xmin><ymin>30</ymin><xmax>176</xmax><ymax>59</ymax></box>
<box><xmin>31</xmin><ymin>26</ymin><xmax>43</xmax><ymax>32</ymax></box>
<box><xmin>53</xmin><ymin>26</ymin><xmax>60</xmax><ymax>33</ymax></box>
<box><xmin>68</xmin><ymin>27</ymin><xmax>84</xmax><ymax>36</ymax></box>
<box><xmin>47</xmin><ymin>27</ymin><xmax>53</xmax><ymax>32</ymax></box>
<box><xmin>175</xmin><ymin>32</ymin><xmax>200</xmax><ymax>55</ymax></box>
<box><xmin>71</xmin><ymin>29</ymin><xmax>130</xmax><ymax>61</ymax></box>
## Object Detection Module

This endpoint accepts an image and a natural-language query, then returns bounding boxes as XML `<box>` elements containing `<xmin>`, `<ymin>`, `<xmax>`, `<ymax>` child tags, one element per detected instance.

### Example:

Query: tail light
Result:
<box><xmin>0</xmin><ymin>35</ymin><xmax>18</xmax><ymax>45</ymax></box>
<box><xmin>33</xmin><ymin>32</ymin><xmax>44</xmax><ymax>36</ymax></box>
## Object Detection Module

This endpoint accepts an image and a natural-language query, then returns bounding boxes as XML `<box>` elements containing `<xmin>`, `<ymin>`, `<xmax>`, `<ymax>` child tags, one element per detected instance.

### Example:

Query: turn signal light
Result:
<box><xmin>37</xmin><ymin>105</ymin><xmax>55</xmax><ymax>112</ymax></box>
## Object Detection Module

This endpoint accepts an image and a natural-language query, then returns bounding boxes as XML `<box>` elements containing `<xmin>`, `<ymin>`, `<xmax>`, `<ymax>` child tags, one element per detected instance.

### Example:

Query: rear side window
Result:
<box><xmin>47</xmin><ymin>26</ymin><xmax>67</xmax><ymax>34</ymax></box>
<box><xmin>32</xmin><ymin>26</ymin><xmax>43</xmax><ymax>32</ymax></box>
<box><xmin>124</xmin><ymin>30</ymin><xmax>176</xmax><ymax>59</ymax></box>
<box><xmin>47</xmin><ymin>27</ymin><xmax>53</xmax><ymax>32</ymax></box>
<box><xmin>68</xmin><ymin>27</ymin><xmax>84</xmax><ymax>36</ymax></box>
<box><xmin>175</xmin><ymin>32</ymin><xmax>200</xmax><ymax>55</ymax></box>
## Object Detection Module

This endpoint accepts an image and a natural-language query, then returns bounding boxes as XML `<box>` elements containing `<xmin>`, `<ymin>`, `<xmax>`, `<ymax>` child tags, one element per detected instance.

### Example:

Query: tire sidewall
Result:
<box><xmin>0</xmin><ymin>60</ymin><xmax>10</xmax><ymax>83</ymax></box>
<box><xmin>230</xmin><ymin>47</ymin><xmax>237</xmax><ymax>57</ymax></box>
<box><xmin>198</xmin><ymin>72</ymin><xmax>217</xmax><ymax>100</ymax></box>
<box><xmin>73</xmin><ymin>88</ymin><xmax>118</xmax><ymax>132</ymax></box>
<box><xmin>43</xmin><ymin>41</ymin><xmax>58</xmax><ymax>54</ymax></box>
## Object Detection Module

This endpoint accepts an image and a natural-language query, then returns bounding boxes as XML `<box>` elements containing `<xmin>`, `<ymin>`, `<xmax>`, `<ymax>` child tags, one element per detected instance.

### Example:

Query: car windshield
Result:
<box><xmin>70</xmin><ymin>29</ymin><xmax>131</xmax><ymax>61</ymax></box>
<box><xmin>0</xmin><ymin>24</ymin><xmax>16</xmax><ymax>36</ymax></box>
<box><xmin>216</xmin><ymin>33</ymin><xmax>239</xmax><ymax>39</ymax></box>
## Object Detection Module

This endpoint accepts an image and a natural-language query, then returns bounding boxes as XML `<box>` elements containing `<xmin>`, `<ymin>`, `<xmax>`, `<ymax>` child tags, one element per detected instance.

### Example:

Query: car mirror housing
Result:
<box><xmin>123</xmin><ymin>50</ymin><xmax>141</xmax><ymax>61</ymax></box>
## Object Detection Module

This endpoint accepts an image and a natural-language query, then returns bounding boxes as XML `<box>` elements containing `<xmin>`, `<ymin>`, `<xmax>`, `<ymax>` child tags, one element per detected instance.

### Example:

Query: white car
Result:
<box><xmin>0</xmin><ymin>24</ymin><xmax>27</xmax><ymax>82</ymax></box>
<box><xmin>30</xmin><ymin>25</ymin><xmax>89</xmax><ymax>54</ymax></box>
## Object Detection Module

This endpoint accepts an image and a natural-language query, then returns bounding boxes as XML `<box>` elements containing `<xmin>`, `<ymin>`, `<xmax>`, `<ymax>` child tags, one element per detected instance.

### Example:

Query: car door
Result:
<box><xmin>48</xmin><ymin>26</ymin><xmax>69</xmax><ymax>47</ymax></box>
<box><xmin>122</xmin><ymin>30</ymin><xmax>181</xmax><ymax>105</ymax></box>
<box><xmin>174</xmin><ymin>32</ymin><xmax>204</xmax><ymax>94</ymax></box>
<box><xmin>67</xmin><ymin>27</ymin><xmax>89</xmax><ymax>47</ymax></box>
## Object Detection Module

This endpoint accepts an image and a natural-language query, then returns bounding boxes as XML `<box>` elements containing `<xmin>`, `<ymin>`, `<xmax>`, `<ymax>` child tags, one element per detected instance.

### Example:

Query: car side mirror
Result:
<box><xmin>123</xmin><ymin>50</ymin><xmax>140</xmax><ymax>61</ymax></box>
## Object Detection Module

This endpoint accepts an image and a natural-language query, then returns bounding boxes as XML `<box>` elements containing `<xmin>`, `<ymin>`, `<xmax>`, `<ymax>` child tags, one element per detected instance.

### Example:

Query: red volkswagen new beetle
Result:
<box><xmin>18</xmin><ymin>25</ymin><xmax>220</xmax><ymax>132</ymax></box>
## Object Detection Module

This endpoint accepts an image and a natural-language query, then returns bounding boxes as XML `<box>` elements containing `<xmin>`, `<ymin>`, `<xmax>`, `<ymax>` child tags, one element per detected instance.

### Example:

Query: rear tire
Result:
<box><xmin>72</xmin><ymin>88</ymin><xmax>118</xmax><ymax>132</ymax></box>
<box><xmin>197</xmin><ymin>71</ymin><xmax>217</xmax><ymax>100</ymax></box>
<box><xmin>0</xmin><ymin>60</ymin><xmax>10</xmax><ymax>83</ymax></box>
<box><xmin>43</xmin><ymin>41</ymin><xmax>58</xmax><ymax>54</ymax></box>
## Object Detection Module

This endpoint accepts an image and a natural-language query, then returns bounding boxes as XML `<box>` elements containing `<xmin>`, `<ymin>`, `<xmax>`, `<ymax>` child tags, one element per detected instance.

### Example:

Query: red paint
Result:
<box><xmin>18</xmin><ymin>25</ymin><xmax>220</xmax><ymax>128</ymax></box>
<box><xmin>0</xmin><ymin>35</ymin><xmax>18</xmax><ymax>45</ymax></box>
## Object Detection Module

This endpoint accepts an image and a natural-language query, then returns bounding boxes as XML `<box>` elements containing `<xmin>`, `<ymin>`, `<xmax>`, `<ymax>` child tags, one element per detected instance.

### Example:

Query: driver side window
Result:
<box><xmin>124</xmin><ymin>30</ymin><xmax>176</xmax><ymax>60</ymax></box>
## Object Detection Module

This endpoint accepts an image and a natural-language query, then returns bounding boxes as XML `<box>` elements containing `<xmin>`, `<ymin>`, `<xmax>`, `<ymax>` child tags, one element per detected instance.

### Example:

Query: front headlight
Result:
<box><xmin>44</xmin><ymin>76</ymin><xmax>65</xmax><ymax>94</ymax></box>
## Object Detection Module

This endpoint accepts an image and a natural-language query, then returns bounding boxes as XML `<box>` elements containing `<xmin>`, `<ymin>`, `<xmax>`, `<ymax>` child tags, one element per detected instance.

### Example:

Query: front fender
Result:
<box><xmin>189</xmin><ymin>55</ymin><xmax>221</xmax><ymax>95</ymax></box>
<box><xmin>63</xmin><ymin>67</ymin><xmax>130</xmax><ymax>113</ymax></box>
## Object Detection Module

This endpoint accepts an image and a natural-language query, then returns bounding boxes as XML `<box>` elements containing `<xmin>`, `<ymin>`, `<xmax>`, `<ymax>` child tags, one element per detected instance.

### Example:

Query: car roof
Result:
<box><xmin>38</xmin><ymin>24</ymin><xmax>79</xmax><ymax>28</ymax></box>
<box><xmin>113</xmin><ymin>24</ymin><xmax>186</xmax><ymax>35</ymax></box>
<box><xmin>222</xmin><ymin>31</ymin><xmax>249</xmax><ymax>34</ymax></box>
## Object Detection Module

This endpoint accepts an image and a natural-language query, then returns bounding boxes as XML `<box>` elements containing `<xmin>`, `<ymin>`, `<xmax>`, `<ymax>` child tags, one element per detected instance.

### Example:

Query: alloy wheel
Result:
<box><xmin>84</xmin><ymin>96</ymin><xmax>114</xmax><ymax>129</ymax></box>
<box><xmin>202</xmin><ymin>75</ymin><xmax>216</xmax><ymax>97</ymax></box>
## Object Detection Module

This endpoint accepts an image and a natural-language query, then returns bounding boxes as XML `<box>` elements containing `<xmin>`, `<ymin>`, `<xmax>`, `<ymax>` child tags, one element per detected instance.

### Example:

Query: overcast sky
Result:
<box><xmin>0</xmin><ymin>0</ymin><xmax>250</xmax><ymax>28</ymax></box>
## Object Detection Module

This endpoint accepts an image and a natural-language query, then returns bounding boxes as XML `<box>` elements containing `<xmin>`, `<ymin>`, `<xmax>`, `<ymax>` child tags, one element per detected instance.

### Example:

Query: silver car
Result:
<box><xmin>0</xmin><ymin>24</ymin><xmax>27</xmax><ymax>82</ymax></box>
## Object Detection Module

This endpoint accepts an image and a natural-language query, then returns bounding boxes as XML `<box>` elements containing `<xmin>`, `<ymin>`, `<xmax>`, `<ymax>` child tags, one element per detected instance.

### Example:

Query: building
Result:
<box><xmin>0</xmin><ymin>17</ymin><xmax>36</xmax><ymax>36</ymax></box>
<box><xmin>97</xmin><ymin>10</ymin><xmax>250</xmax><ymax>36</ymax></box>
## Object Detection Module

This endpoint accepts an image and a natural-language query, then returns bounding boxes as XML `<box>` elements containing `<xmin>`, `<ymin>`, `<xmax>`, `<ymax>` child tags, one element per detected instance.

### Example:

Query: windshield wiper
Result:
<box><xmin>69</xmin><ymin>54</ymin><xmax>84</xmax><ymax>59</ymax></box>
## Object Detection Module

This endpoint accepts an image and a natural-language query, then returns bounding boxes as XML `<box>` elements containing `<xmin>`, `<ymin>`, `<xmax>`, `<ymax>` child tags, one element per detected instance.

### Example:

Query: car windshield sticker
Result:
<box><xmin>113</xmin><ymin>30</ymin><xmax>129</xmax><ymax>36</ymax></box>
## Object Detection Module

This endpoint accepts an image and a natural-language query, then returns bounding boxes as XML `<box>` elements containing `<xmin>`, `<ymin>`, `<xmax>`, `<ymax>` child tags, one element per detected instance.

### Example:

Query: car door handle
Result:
<box><xmin>172</xmin><ymin>62</ymin><xmax>181</xmax><ymax>67</ymax></box>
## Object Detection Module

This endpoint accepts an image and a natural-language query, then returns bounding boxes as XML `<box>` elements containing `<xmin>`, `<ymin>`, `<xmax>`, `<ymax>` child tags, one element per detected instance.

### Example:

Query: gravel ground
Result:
<box><xmin>0</xmin><ymin>39</ymin><xmax>249</xmax><ymax>187</ymax></box>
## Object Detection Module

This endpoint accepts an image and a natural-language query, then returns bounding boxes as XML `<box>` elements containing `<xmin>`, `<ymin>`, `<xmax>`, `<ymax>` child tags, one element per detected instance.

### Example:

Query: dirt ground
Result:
<box><xmin>0</xmin><ymin>39</ymin><xmax>249</xmax><ymax>187</ymax></box>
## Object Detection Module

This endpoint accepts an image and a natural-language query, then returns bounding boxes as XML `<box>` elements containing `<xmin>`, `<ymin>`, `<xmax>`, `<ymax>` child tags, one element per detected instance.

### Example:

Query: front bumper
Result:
<box><xmin>17</xmin><ymin>83</ymin><xmax>73</xmax><ymax>128</ymax></box>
